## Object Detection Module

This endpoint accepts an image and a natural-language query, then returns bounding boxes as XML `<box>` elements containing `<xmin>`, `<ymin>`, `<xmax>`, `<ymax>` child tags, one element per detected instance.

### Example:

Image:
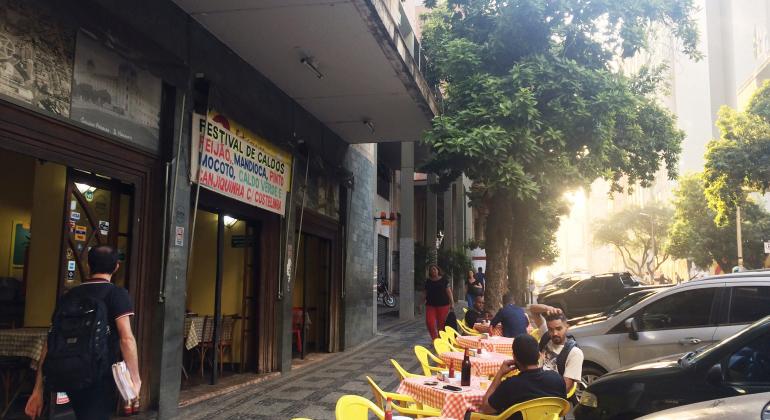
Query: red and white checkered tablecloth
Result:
<box><xmin>0</xmin><ymin>328</ymin><xmax>48</xmax><ymax>368</ymax></box>
<box><xmin>455</xmin><ymin>335</ymin><xmax>513</xmax><ymax>355</ymax></box>
<box><xmin>397</xmin><ymin>377</ymin><xmax>488</xmax><ymax>420</ymax></box>
<box><xmin>439</xmin><ymin>351</ymin><xmax>509</xmax><ymax>377</ymax></box>
<box><xmin>473</xmin><ymin>323</ymin><xmax>504</xmax><ymax>336</ymax></box>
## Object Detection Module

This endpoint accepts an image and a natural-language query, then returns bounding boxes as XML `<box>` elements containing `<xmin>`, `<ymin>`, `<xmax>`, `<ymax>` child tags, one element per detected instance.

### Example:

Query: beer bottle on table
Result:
<box><xmin>461</xmin><ymin>349</ymin><xmax>471</xmax><ymax>387</ymax></box>
<box><xmin>448</xmin><ymin>359</ymin><xmax>455</xmax><ymax>379</ymax></box>
<box><xmin>384</xmin><ymin>396</ymin><xmax>393</xmax><ymax>420</ymax></box>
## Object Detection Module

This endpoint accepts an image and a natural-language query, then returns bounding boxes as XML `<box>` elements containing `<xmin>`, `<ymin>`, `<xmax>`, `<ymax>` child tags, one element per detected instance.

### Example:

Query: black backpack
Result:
<box><xmin>44</xmin><ymin>286</ymin><xmax>113</xmax><ymax>392</ymax></box>
<box><xmin>538</xmin><ymin>332</ymin><xmax>577</xmax><ymax>376</ymax></box>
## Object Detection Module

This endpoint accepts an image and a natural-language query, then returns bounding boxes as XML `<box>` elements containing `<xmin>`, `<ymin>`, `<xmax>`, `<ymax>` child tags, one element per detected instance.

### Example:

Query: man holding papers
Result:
<box><xmin>25</xmin><ymin>246</ymin><xmax>141</xmax><ymax>420</ymax></box>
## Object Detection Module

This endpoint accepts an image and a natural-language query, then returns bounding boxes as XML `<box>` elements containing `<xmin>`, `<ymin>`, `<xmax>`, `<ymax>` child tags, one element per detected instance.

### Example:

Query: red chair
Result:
<box><xmin>292</xmin><ymin>308</ymin><xmax>303</xmax><ymax>353</ymax></box>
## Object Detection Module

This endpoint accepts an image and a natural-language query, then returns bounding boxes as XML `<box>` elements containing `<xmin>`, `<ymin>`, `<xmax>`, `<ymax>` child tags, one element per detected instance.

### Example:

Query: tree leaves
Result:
<box><xmin>704</xmin><ymin>81</ymin><xmax>770</xmax><ymax>225</ymax></box>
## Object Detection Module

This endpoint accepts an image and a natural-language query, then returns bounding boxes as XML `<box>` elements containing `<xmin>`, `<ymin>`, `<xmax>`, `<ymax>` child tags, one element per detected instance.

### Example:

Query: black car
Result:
<box><xmin>539</xmin><ymin>272</ymin><xmax>655</xmax><ymax>318</ymax></box>
<box><xmin>574</xmin><ymin>315</ymin><xmax>770</xmax><ymax>420</ymax></box>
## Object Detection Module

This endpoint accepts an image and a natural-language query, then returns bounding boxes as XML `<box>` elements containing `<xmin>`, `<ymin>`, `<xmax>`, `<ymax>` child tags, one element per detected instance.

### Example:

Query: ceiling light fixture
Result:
<box><xmin>75</xmin><ymin>183</ymin><xmax>96</xmax><ymax>194</ymax></box>
<box><xmin>223</xmin><ymin>215</ymin><xmax>239</xmax><ymax>228</ymax></box>
<box><xmin>300</xmin><ymin>57</ymin><xmax>324</xmax><ymax>79</ymax></box>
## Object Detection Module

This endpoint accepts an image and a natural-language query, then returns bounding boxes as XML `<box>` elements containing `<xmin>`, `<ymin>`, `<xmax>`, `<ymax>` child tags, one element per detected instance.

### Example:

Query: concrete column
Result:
<box><xmin>157</xmin><ymin>92</ymin><xmax>193</xmax><ymax>419</ymax></box>
<box><xmin>399</xmin><ymin>142</ymin><xmax>415</xmax><ymax>321</ymax></box>
<box><xmin>426</xmin><ymin>174</ymin><xmax>438</xmax><ymax>266</ymax></box>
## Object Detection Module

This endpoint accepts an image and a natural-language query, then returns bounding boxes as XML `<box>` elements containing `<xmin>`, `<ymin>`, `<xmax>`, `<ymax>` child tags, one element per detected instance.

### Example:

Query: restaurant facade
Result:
<box><xmin>0</xmin><ymin>0</ymin><xmax>438</xmax><ymax>417</ymax></box>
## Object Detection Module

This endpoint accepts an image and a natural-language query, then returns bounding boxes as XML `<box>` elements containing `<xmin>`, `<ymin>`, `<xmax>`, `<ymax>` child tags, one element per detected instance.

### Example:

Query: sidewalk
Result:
<box><xmin>177</xmin><ymin>319</ymin><xmax>431</xmax><ymax>419</ymax></box>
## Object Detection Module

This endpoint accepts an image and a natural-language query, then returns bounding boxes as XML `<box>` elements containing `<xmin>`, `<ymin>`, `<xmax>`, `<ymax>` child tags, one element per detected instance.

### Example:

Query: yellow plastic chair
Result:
<box><xmin>335</xmin><ymin>395</ymin><xmax>384</xmax><ymax>420</ymax></box>
<box><xmin>469</xmin><ymin>397</ymin><xmax>570</xmax><ymax>420</ymax></box>
<box><xmin>366</xmin><ymin>376</ymin><xmax>442</xmax><ymax>418</ymax></box>
<box><xmin>438</xmin><ymin>331</ymin><xmax>461</xmax><ymax>351</ymax></box>
<box><xmin>529</xmin><ymin>327</ymin><xmax>542</xmax><ymax>342</ymax></box>
<box><xmin>390</xmin><ymin>359</ymin><xmax>423</xmax><ymax>380</ymax></box>
<box><xmin>433</xmin><ymin>337</ymin><xmax>455</xmax><ymax>355</ymax></box>
<box><xmin>414</xmin><ymin>345</ymin><xmax>446</xmax><ymax>376</ymax></box>
<box><xmin>444</xmin><ymin>326</ymin><xmax>461</xmax><ymax>343</ymax></box>
<box><xmin>566</xmin><ymin>382</ymin><xmax>578</xmax><ymax>399</ymax></box>
<box><xmin>459</xmin><ymin>320</ymin><xmax>481</xmax><ymax>336</ymax></box>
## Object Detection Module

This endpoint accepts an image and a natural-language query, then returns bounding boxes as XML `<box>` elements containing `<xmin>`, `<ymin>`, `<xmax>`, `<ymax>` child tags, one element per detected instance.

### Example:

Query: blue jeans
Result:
<box><xmin>466</xmin><ymin>293</ymin><xmax>474</xmax><ymax>307</ymax></box>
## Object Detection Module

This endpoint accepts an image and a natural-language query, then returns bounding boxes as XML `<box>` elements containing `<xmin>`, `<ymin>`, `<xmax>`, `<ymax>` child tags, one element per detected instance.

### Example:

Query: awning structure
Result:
<box><xmin>173</xmin><ymin>0</ymin><xmax>439</xmax><ymax>144</ymax></box>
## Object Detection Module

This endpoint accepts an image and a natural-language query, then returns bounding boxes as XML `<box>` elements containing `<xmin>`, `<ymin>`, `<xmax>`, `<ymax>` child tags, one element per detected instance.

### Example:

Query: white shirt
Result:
<box><xmin>536</xmin><ymin>316</ymin><xmax>584</xmax><ymax>382</ymax></box>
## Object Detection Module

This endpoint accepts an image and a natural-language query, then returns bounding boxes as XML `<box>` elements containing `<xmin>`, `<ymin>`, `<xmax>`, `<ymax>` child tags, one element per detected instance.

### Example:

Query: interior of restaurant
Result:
<box><xmin>183</xmin><ymin>209</ymin><xmax>260</xmax><ymax>387</ymax></box>
<box><xmin>291</xmin><ymin>232</ymin><xmax>332</xmax><ymax>357</ymax></box>
<box><xmin>0</xmin><ymin>148</ymin><xmax>134</xmax><ymax>417</ymax></box>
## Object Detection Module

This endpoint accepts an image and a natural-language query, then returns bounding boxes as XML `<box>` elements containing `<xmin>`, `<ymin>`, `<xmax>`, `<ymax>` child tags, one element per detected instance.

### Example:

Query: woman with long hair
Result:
<box><xmin>424</xmin><ymin>264</ymin><xmax>453</xmax><ymax>339</ymax></box>
<box><xmin>466</xmin><ymin>269</ymin><xmax>483</xmax><ymax>307</ymax></box>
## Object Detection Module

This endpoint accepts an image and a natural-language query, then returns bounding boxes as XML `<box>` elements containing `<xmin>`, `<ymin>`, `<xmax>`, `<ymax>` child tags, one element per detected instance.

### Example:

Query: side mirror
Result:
<box><xmin>707</xmin><ymin>364</ymin><xmax>723</xmax><ymax>385</ymax></box>
<box><xmin>625</xmin><ymin>317</ymin><xmax>639</xmax><ymax>340</ymax></box>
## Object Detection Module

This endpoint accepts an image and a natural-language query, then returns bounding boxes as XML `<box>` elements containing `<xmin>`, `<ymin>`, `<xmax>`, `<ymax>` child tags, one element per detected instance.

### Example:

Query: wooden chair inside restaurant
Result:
<box><xmin>218</xmin><ymin>315</ymin><xmax>236</xmax><ymax>374</ymax></box>
<box><xmin>197</xmin><ymin>315</ymin><xmax>214</xmax><ymax>377</ymax></box>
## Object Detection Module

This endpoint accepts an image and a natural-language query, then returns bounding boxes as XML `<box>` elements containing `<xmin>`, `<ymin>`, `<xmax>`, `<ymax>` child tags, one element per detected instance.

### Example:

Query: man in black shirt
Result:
<box><xmin>465</xmin><ymin>295</ymin><xmax>486</xmax><ymax>326</ymax></box>
<box><xmin>477</xmin><ymin>334</ymin><xmax>566</xmax><ymax>419</ymax></box>
<box><xmin>26</xmin><ymin>246</ymin><xmax>141</xmax><ymax>420</ymax></box>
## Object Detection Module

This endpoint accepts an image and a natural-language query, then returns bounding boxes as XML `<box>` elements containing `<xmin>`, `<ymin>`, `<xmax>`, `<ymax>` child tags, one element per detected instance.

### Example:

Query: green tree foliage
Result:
<box><xmin>704</xmin><ymin>80</ymin><xmax>770</xmax><ymax>225</ymax></box>
<box><xmin>593</xmin><ymin>204</ymin><xmax>673</xmax><ymax>278</ymax></box>
<box><xmin>669</xmin><ymin>174</ymin><xmax>770</xmax><ymax>273</ymax></box>
<box><xmin>420</xmin><ymin>0</ymin><xmax>697</xmax><ymax>308</ymax></box>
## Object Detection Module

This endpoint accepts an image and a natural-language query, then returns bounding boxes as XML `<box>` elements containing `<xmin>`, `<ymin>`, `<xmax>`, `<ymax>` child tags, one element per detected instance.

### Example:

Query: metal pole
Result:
<box><xmin>211</xmin><ymin>212</ymin><xmax>224</xmax><ymax>385</ymax></box>
<box><xmin>737</xmin><ymin>205</ymin><xmax>743</xmax><ymax>268</ymax></box>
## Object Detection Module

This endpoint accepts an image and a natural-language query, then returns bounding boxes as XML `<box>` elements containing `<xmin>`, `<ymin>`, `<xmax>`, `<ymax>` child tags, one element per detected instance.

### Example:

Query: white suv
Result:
<box><xmin>570</xmin><ymin>272</ymin><xmax>770</xmax><ymax>386</ymax></box>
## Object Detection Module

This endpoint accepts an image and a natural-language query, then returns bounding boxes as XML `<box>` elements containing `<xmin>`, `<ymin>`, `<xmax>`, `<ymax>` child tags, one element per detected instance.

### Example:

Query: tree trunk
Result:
<box><xmin>483</xmin><ymin>192</ymin><xmax>514</xmax><ymax>311</ymax></box>
<box><xmin>508</xmin><ymin>200</ymin><xmax>529</xmax><ymax>305</ymax></box>
<box><xmin>508</xmin><ymin>241</ymin><xmax>528</xmax><ymax>305</ymax></box>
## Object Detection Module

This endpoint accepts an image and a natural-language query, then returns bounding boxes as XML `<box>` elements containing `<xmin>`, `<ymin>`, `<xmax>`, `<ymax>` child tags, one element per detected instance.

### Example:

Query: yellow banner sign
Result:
<box><xmin>191</xmin><ymin>111</ymin><xmax>292</xmax><ymax>216</ymax></box>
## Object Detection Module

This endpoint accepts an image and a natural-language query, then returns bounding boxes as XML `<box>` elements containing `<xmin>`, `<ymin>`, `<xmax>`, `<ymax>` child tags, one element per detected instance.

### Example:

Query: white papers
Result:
<box><xmin>112</xmin><ymin>361</ymin><xmax>137</xmax><ymax>401</ymax></box>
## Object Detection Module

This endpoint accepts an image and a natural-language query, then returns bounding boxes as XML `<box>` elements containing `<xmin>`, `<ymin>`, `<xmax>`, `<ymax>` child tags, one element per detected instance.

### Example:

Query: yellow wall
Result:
<box><xmin>0</xmin><ymin>152</ymin><xmax>35</xmax><ymax>279</ymax></box>
<box><xmin>25</xmin><ymin>161</ymin><xmax>66</xmax><ymax>326</ymax></box>
<box><xmin>187</xmin><ymin>211</ymin><xmax>246</xmax><ymax>363</ymax></box>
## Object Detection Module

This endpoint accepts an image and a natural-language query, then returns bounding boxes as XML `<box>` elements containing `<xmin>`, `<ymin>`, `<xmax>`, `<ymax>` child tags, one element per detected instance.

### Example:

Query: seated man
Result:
<box><xmin>476</xmin><ymin>334</ymin><xmax>566</xmax><ymax>419</ymax></box>
<box><xmin>465</xmin><ymin>295</ymin><xmax>485</xmax><ymax>326</ymax></box>
<box><xmin>489</xmin><ymin>293</ymin><xmax>529</xmax><ymax>338</ymax></box>
<box><xmin>532</xmin><ymin>310</ymin><xmax>584</xmax><ymax>394</ymax></box>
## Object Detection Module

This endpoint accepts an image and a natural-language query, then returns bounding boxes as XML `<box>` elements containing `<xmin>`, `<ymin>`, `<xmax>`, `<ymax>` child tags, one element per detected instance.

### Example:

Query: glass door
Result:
<box><xmin>59</xmin><ymin>169</ymin><xmax>133</xmax><ymax>292</ymax></box>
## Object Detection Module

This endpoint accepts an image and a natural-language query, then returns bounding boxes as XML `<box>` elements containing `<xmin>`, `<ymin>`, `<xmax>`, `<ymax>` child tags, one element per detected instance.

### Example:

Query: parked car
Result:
<box><xmin>570</xmin><ymin>271</ymin><xmax>770</xmax><ymax>392</ymax></box>
<box><xmin>574</xmin><ymin>315</ymin><xmax>770</xmax><ymax>419</ymax></box>
<box><xmin>538</xmin><ymin>272</ymin><xmax>654</xmax><ymax>318</ymax></box>
<box><xmin>568</xmin><ymin>287</ymin><xmax>669</xmax><ymax>327</ymax></box>
<box><xmin>537</xmin><ymin>272</ymin><xmax>592</xmax><ymax>295</ymax></box>
<box><xmin>636</xmin><ymin>392</ymin><xmax>770</xmax><ymax>419</ymax></box>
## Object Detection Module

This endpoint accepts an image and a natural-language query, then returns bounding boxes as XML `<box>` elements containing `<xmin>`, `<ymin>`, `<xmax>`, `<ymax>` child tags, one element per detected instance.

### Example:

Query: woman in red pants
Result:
<box><xmin>424</xmin><ymin>264</ymin><xmax>454</xmax><ymax>340</ymax></box>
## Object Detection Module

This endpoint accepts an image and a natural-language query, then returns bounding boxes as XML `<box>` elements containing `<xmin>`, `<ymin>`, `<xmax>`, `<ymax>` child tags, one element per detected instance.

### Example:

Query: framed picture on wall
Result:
<box><xmin>9</xmin><ymin>221</ymin><xmax>30</xmax><ymax>272</ymax></box>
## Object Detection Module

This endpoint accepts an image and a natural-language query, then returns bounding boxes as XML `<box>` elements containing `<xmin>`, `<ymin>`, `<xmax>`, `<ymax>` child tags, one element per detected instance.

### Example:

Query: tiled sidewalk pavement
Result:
<box><xmin>178</xmin><ymin>318</ymin><xmax>433</xmax><ymax>420</ymax></box>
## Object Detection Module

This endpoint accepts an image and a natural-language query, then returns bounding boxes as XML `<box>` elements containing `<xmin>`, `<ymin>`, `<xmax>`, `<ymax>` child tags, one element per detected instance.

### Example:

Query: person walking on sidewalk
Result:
<box><xmin>424</xmin><ymin>264</ymin><xmax>454</xmax><ymax>340</ymax></box>
<box><xmin>25</xmin><ymin>245</ymin><xmax>141</xmax><ymax>420</ymax></box>
<box><xmin>466</xmin><ymin>270</ymin><xmax>484</xmax><ymax>307</ymax></box>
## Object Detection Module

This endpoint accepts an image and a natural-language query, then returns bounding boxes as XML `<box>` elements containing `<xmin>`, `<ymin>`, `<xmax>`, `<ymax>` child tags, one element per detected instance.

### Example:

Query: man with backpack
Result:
<box><xmin>532</xmin><ymin>310</ymin><xmax>584</xmax><ymax>394</ymax></box>
<box><xmin>25</xmin><ymin>245</ymin><xmax>141</xmax><ymax>419</ymax></box>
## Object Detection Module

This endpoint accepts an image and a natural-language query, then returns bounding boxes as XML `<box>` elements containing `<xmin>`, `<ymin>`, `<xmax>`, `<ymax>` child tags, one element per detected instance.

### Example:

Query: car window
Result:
<box><xmin>637</xmin><ymin>288</ymin><xmax>717</xmax><ymax>331</ymax></box>
<box><xmin>729</xmin><ymin>287</ymin><xmax>770</xmax><ymax>324</ymax></box>
<box><xmin>579</xmin><ymin>278</ymin><xmax>603</xmax><ymax>292</ymax></box>
<box><xmin>725</xmin><ymin>331</ymin><xmax>770</xmax><ymax>384</ymax></box>
<box><xmin>607</xmin><ymin>291</ymin><xmax>655</xmax><ymax>316</ymax></box>
<box><xmin>620</xmin><ymin>273</ymin><xmax>636</xmax><ymax>287</ymax></box>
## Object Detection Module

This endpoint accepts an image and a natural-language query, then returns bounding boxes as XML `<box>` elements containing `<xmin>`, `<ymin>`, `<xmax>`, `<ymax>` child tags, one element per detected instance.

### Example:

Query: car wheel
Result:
<box><xmin>581</xmin><ymin>365</ymin><xmax>606</xmax><ymax>387</ymax></box>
